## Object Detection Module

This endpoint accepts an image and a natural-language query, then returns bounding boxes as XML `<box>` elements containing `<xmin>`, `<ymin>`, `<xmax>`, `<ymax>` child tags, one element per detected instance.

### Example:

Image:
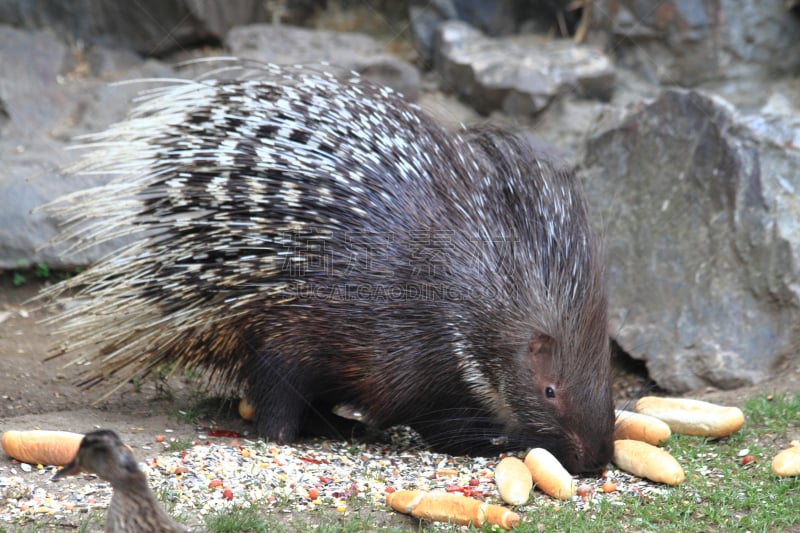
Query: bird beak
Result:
<box><xmin>51</xmin><ymin>458</ymin><xmax>82</xmax><ymax>481</ymax></box>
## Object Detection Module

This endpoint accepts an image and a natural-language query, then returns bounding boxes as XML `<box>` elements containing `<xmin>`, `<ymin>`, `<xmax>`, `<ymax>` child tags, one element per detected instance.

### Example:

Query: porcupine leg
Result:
<box><xmin>243</xmin><ymin>350</ymin><xmax>311</xmax><ymax>443</ymax></box>
<box><xmin>243</xmin><ymin>349</ymin><xmax>364</xmax><ymax>442</ymax></box>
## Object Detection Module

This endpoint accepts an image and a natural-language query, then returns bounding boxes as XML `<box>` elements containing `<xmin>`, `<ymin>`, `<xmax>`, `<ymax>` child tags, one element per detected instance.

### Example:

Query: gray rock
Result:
<box><xmin>595</xmin><ymin>0</ymin><xmax>800</xmax><ymax>86</ymax></box>
<box><xmin>409</xmin><ymin>0</ymin><xmax>588</xmax><ymax>66</ymax></box>
<box><xmin>0</xmin><ymin>0</ymin><xmax>319</xmax><ymax>56</ymax></box>
<box><xmin>435</xmin><ymin>21</ymin><xmax>614</xmax><ymax>115</ymax></box>
<box><xmin>1</xmin><ymin>23</ymin><xmax>423</xmax><ymax>271</ymax></box>
<box><xmin>0</xmin><ymin>25</ymin><xmax>176</xmax><ymax>270</ymax></box>
<box><xmin>579</xmin><ymin>89</ymin><xmax>800</xmax><ymax>391</ymax></box>
<box><xmin>0</xmin><ymin>26</ymin><xmax>76</xmax><ymax>271</ymax></box>
<box><xmin>225</xmin><ymin>24</ymin><xmax>421</xmax><ymax>100</ymax></box>
<box><xmin>409</xmin><ymin>0</ymin><xmax>519</xmax><ymax>65</ymax></box>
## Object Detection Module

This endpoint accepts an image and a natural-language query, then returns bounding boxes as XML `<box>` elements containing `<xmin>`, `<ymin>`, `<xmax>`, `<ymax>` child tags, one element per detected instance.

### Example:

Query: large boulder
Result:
<box><xmin>580</xmin><ymin>89</ymin><xmax>800</xmax><ymax>391</ymax></box>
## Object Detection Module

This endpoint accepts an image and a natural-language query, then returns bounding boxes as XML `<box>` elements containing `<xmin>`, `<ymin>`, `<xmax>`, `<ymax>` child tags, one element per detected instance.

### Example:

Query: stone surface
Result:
<box><xmin>409</xmin><ymin>0</ymin><xmax>586</xmax><ymax>65</ymax></box>
<box><xmin>225</xmin><ymin>24</ymin><xmax>421</xmax><ymax>100</ymax></box>
<box><xmin>579</xmin><ymin>89</ymin><xmax>800</xmax><ymax>391</ymax></box>
<box><xmin>0</xmin><ymin>25</ymin><xmax>176</xmax><ymax>270</ymax></box>
<box><xmin>435</xmin><ymin>21</ymin><xmax>614</xmax><ymax>115</ymax></box>
<box><xmin>409</xmin><ymin>0</ymin><xmax>519</xmax><ymax>65</ymax></box>
<box><xmin>0</xmin><ymin>0</ymin><xmax>319</xmax><ymax>56</ymax></box>
<box><xmin>594</xmin><ymin>0</ymin><xmax>800</xmax><ymax>86</ymax></box>
<box><xmin>0</xmin><ymin>25</ymin><xmax>89</xmax><ymax>271</ymax></box>
<box><xmin>0</xmin><ymin>22</ymin><xmax>423</xmax><ymax>271</ymax></box>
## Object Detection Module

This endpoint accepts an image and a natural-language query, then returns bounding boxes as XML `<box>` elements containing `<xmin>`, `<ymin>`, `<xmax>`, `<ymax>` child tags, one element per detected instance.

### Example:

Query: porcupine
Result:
<box><xmin>44</xmin><ymin>62</ymin><xmax>614</xmax><ymax>474</ymax></box>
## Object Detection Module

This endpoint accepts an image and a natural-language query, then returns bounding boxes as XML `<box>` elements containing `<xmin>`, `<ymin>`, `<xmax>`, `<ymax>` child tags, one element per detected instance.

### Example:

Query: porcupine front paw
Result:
<box><xmin>300</xmin><ymin>402</ymin><xmax>370</xmax><ymax>441</ymax></box>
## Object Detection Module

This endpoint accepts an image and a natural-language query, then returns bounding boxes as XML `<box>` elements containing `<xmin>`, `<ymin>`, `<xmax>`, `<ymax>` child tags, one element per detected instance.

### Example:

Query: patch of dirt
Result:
<box><xmin>0</xmin><ymin>280</ymin><xmax>230</xmax><ymax>454</ymax></box>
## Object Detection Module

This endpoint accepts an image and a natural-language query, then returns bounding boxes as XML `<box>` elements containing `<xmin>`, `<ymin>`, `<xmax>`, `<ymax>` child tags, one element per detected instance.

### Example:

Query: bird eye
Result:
<box><xmin>545</xmin><ymin>386</ymin><xmax>556</xmax><ymax>398</ymax></box>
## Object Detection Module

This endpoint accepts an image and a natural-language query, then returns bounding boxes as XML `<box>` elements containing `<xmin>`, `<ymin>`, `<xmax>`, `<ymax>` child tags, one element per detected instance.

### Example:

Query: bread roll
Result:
<box><xmin>614</xmin><ymin>409</ymin><xmax>671</xmax><ymax>445</ymax></box>
<box><xmin>238</xmin><ymin>397</ymin><xmax>255</xmax><ymax>420</ymax></box>
<box><xmin>386</xmin><ymin>490</ymin><xmax>520</xmax><ymax>530</ymax></box>
<box><xmin>635</xmin><ymin>396</ymin><xmax>744</xmax><ymax>438</ymax></box>
<box><xmin>386</xmin><ymin>490</ymin><xmax>426</xmax><ymax>514</ymax></box>
<box><xmin>771</xmin><ymin>445</ymin><xmax>800</xmax><ymax>477</ymax></box>
<box><xmin>613</xmin><ymin>439</ymin><xmax>684</xmax><ymax>485</ymax></box>
<box><xmin>410</xmin><ymin>491</ymin><xmax>482</xmax><ymax>525</ymax></box>
<box><xmin>1</xmin><ymin>430</ymin><xmax>84</xmax><ymax>466</ymax></box>
<box><xmin>479</xmin><ymin>502</ymin><xmax>521</xmax><ymax>530</ymax></box>
<box><xmin>495</xmin><ymin>456</ymin><xmax>532</xmax><ymax>505</ymax></box>
<box><xmin>524</xmin><ymin>448</ymin><xmax>576</xmax><ymax>500</ymax></box>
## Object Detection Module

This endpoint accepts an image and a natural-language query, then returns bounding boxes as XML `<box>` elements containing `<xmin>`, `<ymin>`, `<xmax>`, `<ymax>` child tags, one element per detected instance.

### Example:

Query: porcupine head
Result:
<box><xmin>44</xmin><ymin>64</ymin><xmax>614</xmax><ymax>475</ymax></box>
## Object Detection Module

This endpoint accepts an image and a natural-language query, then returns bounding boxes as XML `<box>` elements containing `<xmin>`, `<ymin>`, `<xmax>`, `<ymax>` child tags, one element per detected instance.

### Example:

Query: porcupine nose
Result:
<box><xmin>587</xmin><ymin>434</ymin><xmax>614</xmax><ymax>473</ymax></box>
<box><xmin>564</xmin><ymin>431</ymin><xmax>613</xmax><ymax>474</ymax></box>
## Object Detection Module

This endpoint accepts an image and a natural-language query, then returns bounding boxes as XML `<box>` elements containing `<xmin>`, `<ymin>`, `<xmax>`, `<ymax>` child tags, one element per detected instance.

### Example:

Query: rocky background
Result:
<box><xmin>1</xmin><ymin>0</ymin><xmax>799</xmax><ymax>395</ymax></box>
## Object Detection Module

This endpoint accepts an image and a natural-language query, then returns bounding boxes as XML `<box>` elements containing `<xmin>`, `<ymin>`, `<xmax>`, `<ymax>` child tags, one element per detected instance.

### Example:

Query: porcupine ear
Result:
<box><xmin>528</xmin><ymin>332</ymin><xmax>559</xmax><ymax>399</ymax></box>
<box><xmin>528</xmin><ymin>333</ymin><xmax>553</xmax><ymax>363</ymax></box>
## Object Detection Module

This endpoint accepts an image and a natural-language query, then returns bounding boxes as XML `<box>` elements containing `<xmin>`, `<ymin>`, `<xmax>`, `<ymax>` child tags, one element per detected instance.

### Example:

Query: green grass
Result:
<box><xmin>246</xmin><ymin>392</ymin><xmax>800</xmax><ymax>533</ymax></box>
<box><xmin>203</xmin><ymin>504</ymin><xmax>279</xmax><ymax>532</ymax></box>
<box><xmin>166</xmin><ymin>382</ymin><xmax>238</xmax><ymax>426</ymax></box>
<box><xmin>0</xmin><ymin>509</ymin><xmax>104</xmax><ymax>533</ymax></box>
<box><xmin>167</xmin><ymin>392</ymin><xmax>800</xmax><ymax>533</ymax></box>
<box><xmin>8</xmin><ymin>261</ymin><xmax>77</xmax><ymax>287</ymax></box>
<box><xmin>166</xmin><ymin>436</ymin><xmax>195</xmax><ymax>452</ymax></box>
<box><xmin>76</xmin><ymin>510</ymin><xmax>106</xmax><ymax>533</ymax></box>
<box><xmin>4</xmin><ymin>393</ymin><xmax>797</xmax><ymax>532</ymax></box>
<box><xmin>743</xmin><ymin>393</ymin><xmax>800</xmax><ymax>435</ymax></box>
<box><xmin>168</xmin><ymin>395</ymin><xmax>238</xmax><ymax>428</ymax></box>
<box><xmin>512</xmin><ymin>392</ymin><xmax>800</xmax><ymax>532</ymax></box>
<box><xmin>188</xmin><ymin>390</ymin><xmax>800</xmax><ymax>533</ymax></box>
<box><xmin>203</xmin><ymin>505</ymin><xmax>422</xmax><ymax>533</ymax></box>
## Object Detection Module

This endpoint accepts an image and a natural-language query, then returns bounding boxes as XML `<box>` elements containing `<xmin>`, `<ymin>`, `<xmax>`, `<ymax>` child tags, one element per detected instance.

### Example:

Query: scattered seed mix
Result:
<box><xmin>0</xmin><ymin>426</ymin><xmax>664</xmax><ymax>529</ymax></box>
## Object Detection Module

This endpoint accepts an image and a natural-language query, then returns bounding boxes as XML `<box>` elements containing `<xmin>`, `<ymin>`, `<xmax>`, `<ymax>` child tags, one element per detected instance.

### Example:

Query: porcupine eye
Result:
<box><xmin>545</xmin><ymin>386</ymin><xmax>556</xmax><ymax>399</ymax></box>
